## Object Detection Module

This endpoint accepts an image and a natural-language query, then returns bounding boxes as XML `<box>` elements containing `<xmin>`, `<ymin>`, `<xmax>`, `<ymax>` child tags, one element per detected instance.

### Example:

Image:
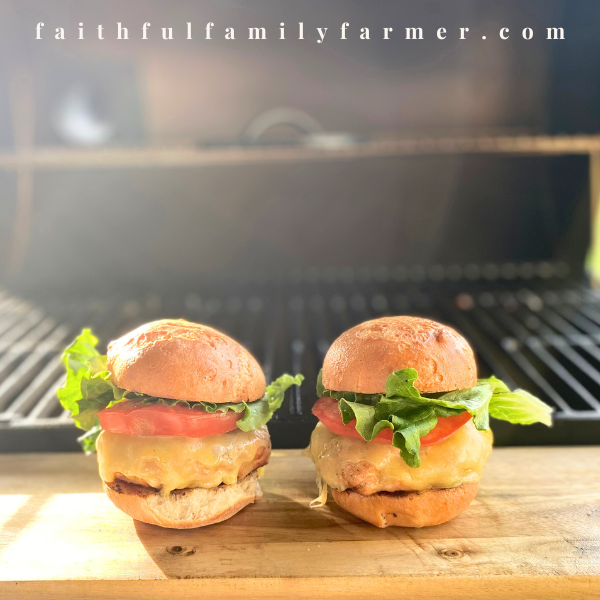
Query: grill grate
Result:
<box><xmin>0</xmin><ymin>265</ymin><xmax>599</xmax><ymax>451</ymax></box>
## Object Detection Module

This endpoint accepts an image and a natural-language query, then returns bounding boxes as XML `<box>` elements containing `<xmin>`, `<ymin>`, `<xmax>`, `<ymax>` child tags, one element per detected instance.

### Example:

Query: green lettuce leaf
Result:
<box><xmin>237</xmin><ymin>373</ymin><xmax>305</xmax><ymax>431</ymax></box>
<box><xmin>136</xmin><ymin>373</ymin><xmax>304</xmax><ymax>431</ymax></box>
<box><xmin>77</xmin><ymin>425</ymin><xmax>103</xmax><ymax>454</ymax></box>
<box><xmin>390</xmin><ymin>408</ymin><xmax>438</xmax><ymax>468</ymax></box>
<box><xmin>477</xmin><ymin>376</ymin><xmax>552</xmax><ymax>426</ymax></box>
<box><xmin>317</xmin><ymin>367</ymin><xmax>553</xmax><ymax>468</ymax></box>
<box><xmin>57</xmin><ymin>329</ymin><xmax>128</xmax><ymax>437</ymax></box>
<box><xmin>317</xmin><ymin>371</ymin><xmax>380</xmax><ymax>406</ymax></box>
<box><xmin>488</xmin><ymin>388</ymin><xmax>553</xmax><ymax>426</ymax></box>
<box><xmin>59</xmin><ymin>329</ymin><xmax>303</xmax><ymax>452</ymax></box>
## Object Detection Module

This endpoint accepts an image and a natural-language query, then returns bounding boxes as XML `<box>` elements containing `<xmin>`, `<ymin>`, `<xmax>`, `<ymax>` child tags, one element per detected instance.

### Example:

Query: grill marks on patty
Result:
<box><xmin>106</xmin><ymin>478</ymin><xmax>159</xmax><ymax>497</ymax></box>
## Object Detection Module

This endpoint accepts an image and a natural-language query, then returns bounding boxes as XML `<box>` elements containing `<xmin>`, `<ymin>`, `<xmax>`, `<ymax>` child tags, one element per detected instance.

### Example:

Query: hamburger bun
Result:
<box><xmin>331</xmin><ymin>482</ymin><xmax>479</xmax><ymax>528</ymax></box>
<box><xmin>104</xmin><ymin>471</ymin><xmax>262</xmax><ymax>529</ymax></box>
<box><xmin>322</xmin><ymin>316</ymin><xmax>476</xmax><ymax>394</ymax></box>
<box><xmin>107</xmin><ymin>319</ymin><xmax>266</xmax><ymax>403</ymax></box>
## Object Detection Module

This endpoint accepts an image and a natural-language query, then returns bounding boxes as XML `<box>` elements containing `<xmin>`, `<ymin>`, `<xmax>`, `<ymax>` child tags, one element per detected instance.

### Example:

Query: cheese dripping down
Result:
<box><xmin>97</xmin><ymin>426</ymin><xmax>270</xmax><ymax>496</ymax></box>
<box><xmin>309</xmin><ymin>419</ymin><xmax>493</xmax><ymax>495</ymax></box>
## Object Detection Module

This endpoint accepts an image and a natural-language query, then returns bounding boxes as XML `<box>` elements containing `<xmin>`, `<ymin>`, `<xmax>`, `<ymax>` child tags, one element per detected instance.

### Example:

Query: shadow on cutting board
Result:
<box><xmin>131</xmin><ymin>488</ymin><xmax>473</xmax><ymax>580</ymax></box>
<box><xmin>132</xmin><ymin>490</ymin><xmax>341</xmax><ymax>579</ymax></box>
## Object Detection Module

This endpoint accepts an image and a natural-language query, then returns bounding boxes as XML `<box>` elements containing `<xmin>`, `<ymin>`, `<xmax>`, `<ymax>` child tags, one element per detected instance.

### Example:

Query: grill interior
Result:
<box><xmin>1</xmin><ymin>261</ymin><xmax>599</xmax><ymax>451</ymax></box>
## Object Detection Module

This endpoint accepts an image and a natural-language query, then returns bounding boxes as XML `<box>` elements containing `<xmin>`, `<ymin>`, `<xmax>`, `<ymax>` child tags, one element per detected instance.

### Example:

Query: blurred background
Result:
<box><xmin>1</xmin><ymin>0</ymin><xmax>600</xmax><ymax>451</ymax></box>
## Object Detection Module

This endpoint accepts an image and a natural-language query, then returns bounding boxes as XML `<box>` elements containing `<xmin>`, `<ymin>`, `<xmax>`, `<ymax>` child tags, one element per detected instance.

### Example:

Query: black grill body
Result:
<box><xmin>0</xmin><ymin>263</ymin><xmax>598</xmax><ymax>452</ymax></box>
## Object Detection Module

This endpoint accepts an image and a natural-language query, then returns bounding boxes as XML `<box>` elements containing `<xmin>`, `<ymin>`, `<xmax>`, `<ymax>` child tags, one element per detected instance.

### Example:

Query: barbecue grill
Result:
<box><xmin>1</xmin><ymin>0</ymin><xmax>599</xmax><ymax>453</ymax></box>
<box><xmin>1</xmin><ymin>260</ymin><xmax>598</xmax><ymax>452</ymax></box>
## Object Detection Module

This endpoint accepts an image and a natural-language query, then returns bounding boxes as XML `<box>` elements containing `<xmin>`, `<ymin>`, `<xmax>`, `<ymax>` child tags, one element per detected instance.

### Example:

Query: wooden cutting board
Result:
<box><xmin>0</xmin><ymin>448</ymin><xmax>598</xmax><ymax>600</ymax></box>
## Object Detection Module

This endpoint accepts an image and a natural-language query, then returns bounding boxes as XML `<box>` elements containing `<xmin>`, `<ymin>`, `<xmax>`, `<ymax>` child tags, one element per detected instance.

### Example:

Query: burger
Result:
<box><xmin>309</xmin><ymin>316</ymin><xmax>552</xmax><ymax>528</ymax></box>
<box><xmin>58</xmin><ymin>319</ymin><xmax>302</xmax><ymax>528</ymax></box>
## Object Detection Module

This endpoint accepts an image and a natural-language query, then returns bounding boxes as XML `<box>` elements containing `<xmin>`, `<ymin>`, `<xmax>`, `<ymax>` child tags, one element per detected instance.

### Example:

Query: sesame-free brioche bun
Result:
<box><xmin>331</xmin><ymin>482</ymin><xmax>479</xmax><ymax>528</ymax></box>
<box><xmin>104</xmin><ymin>471</ymin><xmax>262</xmax><ymax>529</ymax></box>
<box><xmin>322</xmin><ymin>316</ymin><xmax>477</xmax><ymax>394</ymax></box>
<box><xmin>107</xmin><ymin>319</ymin><xmax>266</xmax><ymax>403</ymax></box>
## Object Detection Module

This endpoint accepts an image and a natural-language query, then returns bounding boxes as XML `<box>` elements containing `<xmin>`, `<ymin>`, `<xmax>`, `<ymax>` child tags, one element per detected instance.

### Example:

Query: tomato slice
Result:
<box><xmin>98</xmin><ymin>400</ymin><xmax>242</xmax><ymax>437</ymax></box>
<box><xmin>420</xmin><ymin>410</ymin><xmax>472</xmax><ymax>445</ymax></box>
<box><xmin>312</xmin><ymin>397</ymin><xmax>471</xmax><ymax>447</ymax></box>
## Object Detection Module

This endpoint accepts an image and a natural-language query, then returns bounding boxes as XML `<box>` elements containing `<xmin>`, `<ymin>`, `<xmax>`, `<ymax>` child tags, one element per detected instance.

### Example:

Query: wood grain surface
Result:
<box><xmin>0</xmin><ymin>448</ymin><xmax>598</xmax><ymax>599</ymax></box>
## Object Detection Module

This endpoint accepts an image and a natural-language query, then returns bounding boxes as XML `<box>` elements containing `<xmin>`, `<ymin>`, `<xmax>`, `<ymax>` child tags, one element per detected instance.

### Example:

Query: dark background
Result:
<box><xmin>0</xmin><ymin>0</ymin><xmax>598</xmax><ymax>292</ymax></box>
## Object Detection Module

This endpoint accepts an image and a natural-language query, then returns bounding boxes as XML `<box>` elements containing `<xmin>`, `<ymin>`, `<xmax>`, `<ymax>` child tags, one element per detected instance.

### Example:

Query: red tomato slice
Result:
<box><xmin>420</xmin><ymin>410</ymin><xmax>472</xmax><ymax>446</ymax></box>
<box><xmin>98</xmin><ymin>400</ymin><xmax>242</xmax><ymax>437</ymax></box>
<box><xmin>312</xmin><ymin>397</ymin><xmax>471</xmax><ymax>447</ymax></box>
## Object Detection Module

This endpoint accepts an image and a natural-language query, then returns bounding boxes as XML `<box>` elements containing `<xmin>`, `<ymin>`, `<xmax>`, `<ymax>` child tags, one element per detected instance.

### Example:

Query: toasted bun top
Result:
<box><xmin>322</xmin><ymin>316</ymin><xmax>477</xmax><ymax>394</ymax></box>
<box><xmin>107</xmin><ymin>319</ymin><xmax>266</xmax><ymax>403</ymax></box>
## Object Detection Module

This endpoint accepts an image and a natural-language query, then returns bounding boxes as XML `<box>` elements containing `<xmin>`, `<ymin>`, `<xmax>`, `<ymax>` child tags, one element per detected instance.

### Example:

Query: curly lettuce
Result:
<box><xmin>317</xmin><ymin>368</ymin><xmax>553</xmax><ymax>468</ymax></box>
<box><xmin>58</xmin><ymin>329</ymin><xmax>303</xmax><ymax>452</ymax></box>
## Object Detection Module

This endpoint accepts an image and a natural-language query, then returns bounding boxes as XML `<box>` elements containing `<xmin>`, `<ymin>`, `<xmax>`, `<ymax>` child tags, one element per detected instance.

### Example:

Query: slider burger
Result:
<box><xmin>59</xmin><ymin>320</ymin><xmax>302</xmax><ymax>528</ymax></box>
<box><xmin>310</xmin><ymin>316</ymin><xmax>552</xmax><ymax>528</ymax></box>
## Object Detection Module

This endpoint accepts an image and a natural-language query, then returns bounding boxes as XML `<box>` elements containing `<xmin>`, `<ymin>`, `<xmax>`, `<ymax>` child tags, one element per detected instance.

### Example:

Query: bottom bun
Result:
<box><xmin>104</xmin><ymin>471</ymin><xmax>262</xmax><ymax>529</ymax></box>
<box><xmin>331</xmin><ymin>482</ymin><xmax>479</xmax><ymax>528</ymax></box>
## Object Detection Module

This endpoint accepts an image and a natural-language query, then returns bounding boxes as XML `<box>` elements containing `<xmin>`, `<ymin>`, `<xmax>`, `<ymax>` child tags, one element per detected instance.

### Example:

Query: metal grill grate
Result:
<box><xmin>0</xmin><ymin>265</ymin><xmax>599</xmax><ymax>451</ymax></box>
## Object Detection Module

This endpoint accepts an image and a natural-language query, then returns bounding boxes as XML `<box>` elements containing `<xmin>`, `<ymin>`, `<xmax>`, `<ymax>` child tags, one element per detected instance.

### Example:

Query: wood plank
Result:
<box><xmin>0</xmin><ymin>448</ymin><xmax>599</xmax><ymax>599</ymax></box>
<box><xmin>0</xmin><ymin>134</ymin><xmax>599</xmax><ymax>172</ymax></box>
<box><xmin>1</xmin><ymin>576</ymin><xmax>597</xmax><ymax>600</ymax></box>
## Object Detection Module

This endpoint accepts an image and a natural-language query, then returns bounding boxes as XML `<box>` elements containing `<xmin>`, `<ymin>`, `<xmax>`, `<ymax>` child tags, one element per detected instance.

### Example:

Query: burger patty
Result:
<box><xmin>97</xmin><ymin>426</ymin><xmax>271</xmax><ymax>495</ymax></box>
<box><xmin>310</xmin><ymin>420</ymin><xmax>493</xmax><ymax>495</ymax></box>
<box><xmin>106</xmin><ymin>469</ymin><xmax>263</xmax><ymax>498</ymax></box>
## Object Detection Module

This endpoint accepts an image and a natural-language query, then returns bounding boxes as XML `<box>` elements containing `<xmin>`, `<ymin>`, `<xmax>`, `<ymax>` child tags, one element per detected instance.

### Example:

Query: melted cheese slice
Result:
<box><xmin>97</xmin><ymin>426</ymin><xmax>270</xmax><ymax>495</ymax></box>
<box><xmin>310</xmin><ymin>420</ymin><xmax>493</xmax><ymax>493</ymax></box>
